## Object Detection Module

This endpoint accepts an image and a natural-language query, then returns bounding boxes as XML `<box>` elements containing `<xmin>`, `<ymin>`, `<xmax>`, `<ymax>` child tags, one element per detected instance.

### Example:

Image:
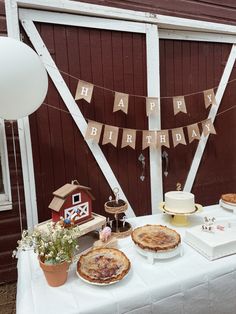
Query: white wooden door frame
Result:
<box><xmin>5</xmin><ymin>0</ymin><xmax>236</xmax><ymax>225</ymax></box>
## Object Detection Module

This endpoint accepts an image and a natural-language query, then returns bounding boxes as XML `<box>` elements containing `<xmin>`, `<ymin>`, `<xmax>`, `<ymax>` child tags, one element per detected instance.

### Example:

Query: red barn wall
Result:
<box><xmin>1</xmin><ymin>0</ymin><xmax>236</xmax><ymax>283</ymax></box>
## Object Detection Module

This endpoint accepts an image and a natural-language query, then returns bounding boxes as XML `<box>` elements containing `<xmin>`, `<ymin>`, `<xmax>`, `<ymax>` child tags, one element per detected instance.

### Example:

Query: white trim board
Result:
<box><xmin>184</xmin><ymin>44</ymin><xmax>236</xmax><ymax>192</ymax></box>
<box><xmin>146</xmin><ymin>24</ymin><xmax>162</xmax><ymax>213</ymax></box>
<box><xmin>5</xmin><ymin>1</ymin><xmax>38</xmax><ymax>228</ymax></box>
<box><xmin>15</xmin><ymin>0</ymin><xmax>236</xmax><ymax>35</ymax></box>
<box><xmin>19</xmin><ymin>9</ymin><xmax>146</xmax><ymax>33</ymax></box>
<box><xmin>20</xmin><ymin>9</ymin><xmax>236</xmax><ymax>44</ymax></box>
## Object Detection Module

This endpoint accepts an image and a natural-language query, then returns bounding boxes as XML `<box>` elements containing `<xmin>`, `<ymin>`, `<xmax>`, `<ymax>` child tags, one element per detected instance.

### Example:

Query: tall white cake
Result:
<box><xmin>185</xmin><ymin>224</ymin><xmax>236</xmax><ymax>260</ymax></box>
<box><xmin>164</xmin><ymin>191</ymin><xmax>195</xmax><ymax>214</ymax></box>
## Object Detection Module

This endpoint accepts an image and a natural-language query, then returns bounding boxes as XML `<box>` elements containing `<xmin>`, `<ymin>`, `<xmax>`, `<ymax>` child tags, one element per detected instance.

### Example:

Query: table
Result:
<box><xmin>16</xmin><ymin>205</ymin><xmax>236</xmax><ymax>314</ymax></box>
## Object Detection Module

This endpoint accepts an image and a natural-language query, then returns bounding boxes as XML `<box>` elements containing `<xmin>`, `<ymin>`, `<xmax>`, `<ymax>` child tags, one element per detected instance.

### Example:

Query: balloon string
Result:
<box><xmin>11</xmin><ymin>121</ymin><xmax>23</xmax><ymax>234</ymax></box>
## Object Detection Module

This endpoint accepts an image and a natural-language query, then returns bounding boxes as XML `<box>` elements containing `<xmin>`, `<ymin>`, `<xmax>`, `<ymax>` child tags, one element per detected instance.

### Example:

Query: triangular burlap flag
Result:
<box><xmin>173</xmin><ymin>96</ymin><xmax>187</xmax><ymax>115</ymax></box>
<box><xmin>202</xmin><ymin>118</ymin><xmax>216</xmax><ymax>137</ymax></box>
<box><xmin>121</xmin><ymin>129</ymin><xmax>136</xmax><ymax>149</ymax></box>
<box><xmin>146</xmin><ymin>97</ymin><xmax>159</xmax><ymax>116</ymax></box>
<box><xmin>156</xmin><ymin>130</ymin><xmax>170</xmax><ymax>148</ymax></box>
<box><xmin>172</xmin><ymin>127</ymin><xmax>187</xmax><ymax>147</ymax></box>
<box><xmin>187</xmin><ymin>123</ymin><xmax>201</xmax><ymax>143</ymax></box>
<box><xmin>113</xmin><ymin>92</ymin><xmax>129</xmax><ymax>114</ymax></box>
<box><xmin>75</xmin><ymin>80</ymin><xmax>94</xmax><ymax>103</ymax></box>
<box><xmin>84</xmin><ymin>121</ymin><xmax>103</xmax><ymax>143</ymax></box>
<box><xmin>142</xmin><ymin>130</ymin><xmax>156</xmax><ymax>150</ymax></box>
<box><xmin>203</xmin><ymin>89</ymin><xmax>217</xmax><ymax>109</ymax></box>
<box><xmin>102</xmin><ymin>125</ymin><xmax>119</xmax><ymax>147</ymax></box>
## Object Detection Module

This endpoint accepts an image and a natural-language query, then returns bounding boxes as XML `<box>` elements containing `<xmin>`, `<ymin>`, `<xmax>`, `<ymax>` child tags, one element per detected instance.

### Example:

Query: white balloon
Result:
<box><xmin>0</xmin><ymin>37</ymin><xmax>48</xmax><ymax>120</ymax></box>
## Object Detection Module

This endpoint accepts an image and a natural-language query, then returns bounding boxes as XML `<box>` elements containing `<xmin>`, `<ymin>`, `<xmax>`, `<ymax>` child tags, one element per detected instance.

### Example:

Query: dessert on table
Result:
<box><xmin>77</xmin><ymin>248</ymin><xmax>130</xmax><ymax>285</ymax></box>
<box><xmin>131</xmin><ymin>224</ymin><xmax>181</xmax><ymax>252</ymax></box>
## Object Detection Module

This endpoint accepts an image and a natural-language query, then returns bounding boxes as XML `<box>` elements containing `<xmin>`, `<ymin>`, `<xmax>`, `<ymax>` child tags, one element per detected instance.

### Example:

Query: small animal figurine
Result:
<box><xmin>99</xmin><ymin>226</ymin><xmax>112</xmax><ymax>242</ymax></box>
<box><xmin>202</xmin><ymin>216</ymin><xmax>216</xmax><ymax>232</ymax></box>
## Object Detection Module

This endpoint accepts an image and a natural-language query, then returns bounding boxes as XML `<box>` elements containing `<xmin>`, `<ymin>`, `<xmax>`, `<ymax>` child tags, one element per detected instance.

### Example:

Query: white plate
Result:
<box><xmin>76</xmin><ymin>270</ymin><xmax>129</xmax><ymax>286</ymax></box>
<box><xmin>135</xmin><ymin>244</ymin><xmax>183</xmax><ymax>264</ymax></box>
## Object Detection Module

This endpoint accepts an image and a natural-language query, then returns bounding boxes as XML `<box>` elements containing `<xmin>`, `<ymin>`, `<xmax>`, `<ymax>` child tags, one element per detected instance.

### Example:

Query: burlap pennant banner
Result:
<box><xmin>202</xmin><ymin>118</ymin><xmax>216</xmax><ymax>137</ymax></box>
<box><xmin>156</xmin><ymin>130</ymin><xmax>170</xmax><ymax>148</ymax></box>
<box><xmin>173</xmin><ymin>96</ymin><xmax>187</xmax><ymax>115</ymax></box>
<box><xmin>203</xmin><ymin>89</ymin><xmax>217</xmax><ymax>109</ymax></box>
<box><xmin>187</xmin><ymin>123</ymin><xmax>201</xmax><ymax>143</ymax></box>
<box><xmin>121</xmin><ymin>129</ymin><xmax>136</xmax><ymax>149</ymax></box>
<box><xmin>113</xmin><ymin>92</ymin><xmax>129</xmax><ymax>114</ymax></box>
<box><xmin>146</xmin><ymin>97</ymin><xmax>159</xmax><ymax>116</ymax></box>
<box><xmin>142</xmin><ymin>130</ymin><xmax>156</xmax><ymax>150</ymax></box>
<box><xmin>84</xmin><ymin>121</ymin><xmax>103</xmax><ymax>143</ymax></box>
<box><xmin>75</xmin><ymin>80</ymin><xmax>94</xmax><ymax>103</ymax></box>
<box><xmin>172</xmin><ymin>127</ymin><xmax>187</xmax><ymax>147</ymax></box>
<box><xmin>102</xmin><ymin>125</ymin><xmax>119</xmax><ymax>147</ymax></box>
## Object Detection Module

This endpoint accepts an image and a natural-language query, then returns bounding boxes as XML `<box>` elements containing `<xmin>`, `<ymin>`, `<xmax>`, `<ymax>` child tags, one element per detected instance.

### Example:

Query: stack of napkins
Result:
<box><xmin>185</xmin><ymin>221</ymin><xmax>236</xmax><ymax>260</ymax></box>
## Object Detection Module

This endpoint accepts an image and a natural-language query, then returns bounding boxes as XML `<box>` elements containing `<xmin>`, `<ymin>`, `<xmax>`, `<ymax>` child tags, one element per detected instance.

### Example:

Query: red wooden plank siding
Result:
<box><xmin>78</xmin><ymin>0</ymin><xmax>236</xmax><ymax>25</ymax></box>
<box><xmin>160</xmin><ymin>39</ymin><xmax>236</xmax><ymax>205</ymax></box>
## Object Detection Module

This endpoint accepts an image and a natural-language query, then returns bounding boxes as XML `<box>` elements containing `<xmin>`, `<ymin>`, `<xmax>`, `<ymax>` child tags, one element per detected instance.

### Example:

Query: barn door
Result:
<box><xmin>19</xmin><ymin>9</ymin><xmax>162</xmax><ymax>221</ymax></box>
<box><xmin>159</xmin><ymin>39</ymin><xmax>236</xmax><ymax>205</ymax></box>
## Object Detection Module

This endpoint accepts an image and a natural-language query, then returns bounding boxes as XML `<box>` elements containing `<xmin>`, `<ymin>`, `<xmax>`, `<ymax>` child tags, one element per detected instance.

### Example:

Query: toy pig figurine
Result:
<box><xmin>100</xmin><ymin>226</ymin><xmax>112</xmax><ymax>242</ymax></box>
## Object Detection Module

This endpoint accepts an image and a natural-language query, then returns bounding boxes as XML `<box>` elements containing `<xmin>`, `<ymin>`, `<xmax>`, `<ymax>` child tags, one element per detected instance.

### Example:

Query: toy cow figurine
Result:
<box><xmin>99</xmin><ymin>226</ymin><xmax>112</xmax><ymax>242</ymax></box>
<box><xmin>202</xmin><ymin>216</ymin><xmax>216</xmax><ymax>232</ymax></box>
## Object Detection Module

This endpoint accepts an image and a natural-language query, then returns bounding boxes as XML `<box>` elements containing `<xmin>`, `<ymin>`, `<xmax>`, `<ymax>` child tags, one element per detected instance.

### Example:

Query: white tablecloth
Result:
<box><xmin>16</xmin><ymin>205</ymin><xmax>236</xmax><ymax>314</ymax></box>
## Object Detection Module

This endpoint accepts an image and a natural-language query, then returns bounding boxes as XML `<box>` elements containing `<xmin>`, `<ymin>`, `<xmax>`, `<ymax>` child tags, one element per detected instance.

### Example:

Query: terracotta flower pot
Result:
<box><xmin>39</xmin><ymin>258</ymin><xmax>69</xmax><ymax>287</ymax></box>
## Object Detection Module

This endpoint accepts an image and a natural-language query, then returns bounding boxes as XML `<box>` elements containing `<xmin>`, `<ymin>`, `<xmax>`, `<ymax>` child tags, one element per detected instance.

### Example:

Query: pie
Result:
<box><xmin>221</xmin><ymin>194</ymin><xmax>236</xmax><ymax>205</ymax></box>
<box><xmin>77</xmin><ymin>248</ymin><xmax>130</xmax><ymax>284</ymax></box>
<box><xmin>131</xmin><ymin>224</ymin><xmax>181</xmax><ymax>252</ymax></box>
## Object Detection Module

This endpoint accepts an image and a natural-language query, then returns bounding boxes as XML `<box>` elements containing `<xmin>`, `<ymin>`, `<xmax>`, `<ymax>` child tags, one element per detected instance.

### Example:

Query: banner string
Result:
<box><xmin>43</xmin><ymin>101</ymin><xmax>236</xmax><ymax>132</ymax></box>
<box><xmin>45</xmin><ymin>63</ymin><xmax>236</xmax><ymax>100</ymax></box>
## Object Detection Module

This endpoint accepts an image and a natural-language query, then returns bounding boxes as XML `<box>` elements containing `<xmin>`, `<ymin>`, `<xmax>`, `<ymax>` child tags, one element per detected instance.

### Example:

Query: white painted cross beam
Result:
<box><xmin>184</xmin><ymin>44</ymin><xmax>236</xmax><ymax>192</ymax></box>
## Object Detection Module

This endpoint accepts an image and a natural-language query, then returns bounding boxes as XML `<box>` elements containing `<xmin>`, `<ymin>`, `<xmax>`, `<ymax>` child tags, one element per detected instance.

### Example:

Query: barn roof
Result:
<box><xmin>53</xmin><ymin>183</ymin><xmax>95</xmax><ymax>199</ymax></box>
<box><xmin>49</xmin><ymin>183</ymin><xmax>95</xmax><ymax>212</ymax></box>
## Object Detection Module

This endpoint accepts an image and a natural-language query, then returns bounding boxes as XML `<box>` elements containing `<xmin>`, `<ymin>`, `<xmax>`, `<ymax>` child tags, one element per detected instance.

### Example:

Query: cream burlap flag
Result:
<box><xmin>102</xmin><ymin>125</ymin><xmax>119</xmax><ymax>147</ymax></box>
<box><xmin>202</xmin><ymin>118</ymin><xmax>216</xmax><ymax>137</ymax></box>
<box><xmin>75</xmin><ymin>80</ymin><xmax>94</xmax><ymax>103</ymax></box>
<box><xmin>142</xmin><ymin>130</ymin><xmax>156</xmax><ymax>150</ymax></box>
<box><xmin>173</xmin><ymin>96</ymin><xmax>187</xmax><ymax>115</ymax></box>
<box><xmin>121</xmin><ymin>129</ymin><xmax>136</xmax><ymax>149</ymax></box>
<box><xmin>113</xmin><ymin>92</ymin><xmax>129</xmax><ymax>114</ymax></box>
<box><xmin>203</xmin><ymin>89</ymin><xmax>217</xmax><ymax>109</ymax></box>
<box><xmin>187</xmin><ymin>123</ymin><xmax>201</xmax><ymax>143</ymax></box>
<box><xmin>84</xmin><ymin>121</ymin><xmax>103</xmax><ymax>143</ymax></box>
<box><xmin>146</xmin><ymin>97</ymin><xmax>158</xmax><ymax>116</ymax></box>
<box><xmin>172</xmin><ymin>127</ymin><xmax>186</xmax><ymax>147</ymax></box>
<box><xmin>156</xmin><ymin>130</ymin><xmax>170</xmax><ymax>148</ymax></box>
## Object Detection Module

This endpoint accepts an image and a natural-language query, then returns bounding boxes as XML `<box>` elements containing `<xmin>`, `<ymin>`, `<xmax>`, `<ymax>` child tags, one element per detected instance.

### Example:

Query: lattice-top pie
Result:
<box><xmin>77</xmin><ymin>248</ymin><xmax>130</xmax><ymax>284</ymax></box>
<box><xmin>221</xmin><ymin>194</ymin><xmax>236</xmax><ymax>205</ymax></box>
<box><xmin>131</xmin><ymin>224</ymin><xmax>181</xmax><ymax>252</ymax></box>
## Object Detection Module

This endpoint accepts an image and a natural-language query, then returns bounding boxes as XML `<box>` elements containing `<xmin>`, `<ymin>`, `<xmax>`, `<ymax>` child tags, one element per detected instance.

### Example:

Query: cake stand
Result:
<box><xmin>135</xmin><ymin>244</ymin><xmax>183</xmax><ymax>264</ymax></box>
<box><xmin>159</xmin><ymin>202</ymin><xmax>202</xmax><ymax>227</ymax></box>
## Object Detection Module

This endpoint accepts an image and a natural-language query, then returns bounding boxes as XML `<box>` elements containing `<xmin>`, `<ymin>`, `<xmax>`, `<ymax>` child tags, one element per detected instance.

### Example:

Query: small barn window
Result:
<box><xmin>0</xmin><ymin>119</ymin><xmax>12</xmax><ymax>211</ymax></box>
<box><xmin>72</xmin><ymin>193</ymin><xmax>81</xmax><ymax>205</ymax></box>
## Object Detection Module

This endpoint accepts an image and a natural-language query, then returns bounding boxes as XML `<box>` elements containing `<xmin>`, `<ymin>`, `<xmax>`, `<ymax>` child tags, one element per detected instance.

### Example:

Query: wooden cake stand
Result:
<box><xmin>159</xmin><ymin>202</ymin><xmax>202</xmax><ymax>227</ymax></box>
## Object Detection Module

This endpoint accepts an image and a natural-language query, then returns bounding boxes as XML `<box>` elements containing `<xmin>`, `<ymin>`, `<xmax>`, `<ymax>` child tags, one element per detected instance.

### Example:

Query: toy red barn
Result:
<box><xmin>49</xmin><ymin>182</ymin><xmax>95</xmax><ymax>225</ymax></box>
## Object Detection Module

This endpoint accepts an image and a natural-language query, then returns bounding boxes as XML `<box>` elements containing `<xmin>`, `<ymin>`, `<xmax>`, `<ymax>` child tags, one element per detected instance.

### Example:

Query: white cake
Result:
<box><xmin>164</xmin><ymin>191</ymin><xmax>195</xmax><ymax>214</ymax></box>
<box><xmin>185</xmin><ymin>224</ymin><xmax>236</xmax><ymax>260</ymax></box>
